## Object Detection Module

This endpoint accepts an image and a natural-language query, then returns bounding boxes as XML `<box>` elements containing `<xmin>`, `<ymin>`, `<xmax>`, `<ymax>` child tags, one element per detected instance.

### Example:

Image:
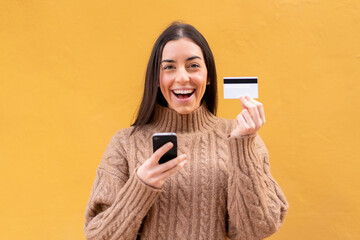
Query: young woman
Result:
<box><xmin>84</xmin><ymin>22</ymin><xmax>288</xmax><ymax>240</ymax></box>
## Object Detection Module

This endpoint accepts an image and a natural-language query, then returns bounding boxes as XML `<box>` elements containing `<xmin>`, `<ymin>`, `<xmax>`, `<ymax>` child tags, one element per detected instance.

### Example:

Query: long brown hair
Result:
<box><xmin>131</xmin><ymin>22</ymin><xmax>217</xmax><ymax>133</ymax></box>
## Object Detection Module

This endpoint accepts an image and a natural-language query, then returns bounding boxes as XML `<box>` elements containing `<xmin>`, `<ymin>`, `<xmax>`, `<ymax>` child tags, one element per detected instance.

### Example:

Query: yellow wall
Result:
<box><xmin>1</xmin><ymin>0</ymin><xmax>359</xmax><ymax>239</ymax></box>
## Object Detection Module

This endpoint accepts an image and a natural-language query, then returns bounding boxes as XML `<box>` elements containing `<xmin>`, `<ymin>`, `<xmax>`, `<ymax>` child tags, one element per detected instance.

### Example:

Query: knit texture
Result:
<box><xmin>84</xmin><ymin>104</ymin><xmax>289</xmax><ymax>240</ymax></box>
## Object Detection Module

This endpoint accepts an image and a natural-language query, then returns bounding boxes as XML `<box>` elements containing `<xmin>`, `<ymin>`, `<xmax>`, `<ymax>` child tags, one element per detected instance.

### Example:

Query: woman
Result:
<box><xmin>84</xmin><ymin>22</ymin><xmax>288</xmax><ymax>240</ymax></box>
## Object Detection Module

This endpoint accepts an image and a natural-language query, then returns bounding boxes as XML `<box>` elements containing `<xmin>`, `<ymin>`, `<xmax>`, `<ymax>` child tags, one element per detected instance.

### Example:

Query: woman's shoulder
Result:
<box><xmin>110</xmin><ymin>125</ymin><xmax>153</xmax><ymax>143</ymax></box>
<box><xmin>116</xmin><ymin>126</ymin><xmax>134</xmax><ymax>136</ymax></box>
<box><xmin>102</xmin><ymin>126</ymin><xmax>136</xmax><ymax>151</ymax></box>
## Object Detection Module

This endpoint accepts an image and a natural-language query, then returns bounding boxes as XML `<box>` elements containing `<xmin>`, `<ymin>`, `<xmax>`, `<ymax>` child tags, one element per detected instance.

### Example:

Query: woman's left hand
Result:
<box><xmin>230</xmin><ymin>96</ymin><xmax>266</xmax><ymax>137</ymax></box>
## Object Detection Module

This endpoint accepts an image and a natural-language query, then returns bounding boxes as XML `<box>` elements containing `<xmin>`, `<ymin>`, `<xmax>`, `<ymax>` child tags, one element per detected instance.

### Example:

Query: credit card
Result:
<box><xmin>223</xmin><ymin>77</ymin><xmax>258</xmax><ymax>99</ymax></box>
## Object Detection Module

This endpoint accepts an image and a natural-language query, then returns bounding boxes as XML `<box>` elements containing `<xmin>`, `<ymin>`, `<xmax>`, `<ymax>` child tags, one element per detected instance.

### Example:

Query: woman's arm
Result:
<box><xmin>226</xmin><ymin>96</ymin><xmax>288</xmax><ymax>239</ymax></box>
<box><xmin>84</xmin><ymin>131</ymin><xmax>162</xmax><ymax>240</ymax></box>
<box><xmin>226</xmin><ymin>134</ymin><xmax>289</xmax><ymax>240</ymax></box>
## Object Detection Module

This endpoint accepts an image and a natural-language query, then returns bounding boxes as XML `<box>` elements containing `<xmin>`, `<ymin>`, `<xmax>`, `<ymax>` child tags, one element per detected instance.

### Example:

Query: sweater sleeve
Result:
<box><xmin>84</xmin><ymin>131</ymin><xmax>162</xmax><ymax>240</ymax></box>
<box><xmin>226</xmin><ymin>133</ymin><xmax>289</xmax><ymax>240</ymax></box>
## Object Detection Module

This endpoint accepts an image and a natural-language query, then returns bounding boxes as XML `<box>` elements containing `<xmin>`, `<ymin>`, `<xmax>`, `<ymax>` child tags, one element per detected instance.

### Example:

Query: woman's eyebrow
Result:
<box><xmin>161</xmin><ymin>59</ymin><xmax>175</xmax><ymax>63</ymax></box>
<box><xmin>186</xmin><ymin>56</ymin><xmax>202</xmax><ymax>61</ymax></box>
<box><xmin>161</xmin><ymin>56</ymin><xmax>202</xmax><ymax>63</ymax></box>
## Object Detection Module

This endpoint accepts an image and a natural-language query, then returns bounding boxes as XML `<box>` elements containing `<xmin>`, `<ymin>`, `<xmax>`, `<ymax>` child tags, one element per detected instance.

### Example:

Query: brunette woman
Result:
<box><xmin>84</xmin><ymin>22</ymin><xmax>288</xmax><ymax>240</ymax></box>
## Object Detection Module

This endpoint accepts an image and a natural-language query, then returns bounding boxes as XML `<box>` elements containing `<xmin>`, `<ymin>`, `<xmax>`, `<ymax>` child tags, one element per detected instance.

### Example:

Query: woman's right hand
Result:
<box><xmin>137</xmin><ymin>142</ymin><xmax>187</xmax><ymax>189</ymax></box>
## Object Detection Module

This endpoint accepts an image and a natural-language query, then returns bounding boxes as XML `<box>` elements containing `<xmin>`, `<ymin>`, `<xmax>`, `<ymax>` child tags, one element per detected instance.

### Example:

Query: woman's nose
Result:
<box><xmin>175</xmin><ymin>67</ymin><xmax>190</xmax><ymax>83</ymax></box>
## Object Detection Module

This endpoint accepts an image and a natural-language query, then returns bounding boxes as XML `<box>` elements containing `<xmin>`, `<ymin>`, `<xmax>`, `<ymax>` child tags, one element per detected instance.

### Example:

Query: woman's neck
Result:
<box><xmin>150</xmin><ymin>103</ymin><xmax>218</xmax><ymax>133</ymax></box>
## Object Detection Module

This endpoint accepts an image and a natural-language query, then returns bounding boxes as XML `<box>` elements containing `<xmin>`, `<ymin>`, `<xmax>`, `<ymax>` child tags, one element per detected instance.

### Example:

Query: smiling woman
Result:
<box><xmin>84</xmin><ymin>22</ymin><xmax>288</xmax><ymax>240</ymax></box>
<box><xmin>159</xmin><ymin>38</ymin><xmax>208</xmax><ymax>114</ymax></box>
<box><xmin>132</xmin><ymin>22</ymin><xmax>218</xmax><ymax>132</ymax></box>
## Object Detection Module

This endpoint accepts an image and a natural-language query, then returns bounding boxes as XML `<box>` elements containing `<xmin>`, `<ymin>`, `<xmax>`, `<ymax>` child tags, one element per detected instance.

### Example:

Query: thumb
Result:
<box><xmin>239</xmin><ymin>95</ymin><xmax>247</xmax><ymax>110</ymax></box>
<box><xmin>150</xmin><ymin>142</ymin><xmax>173</xmax><ymax>165</ymax></box>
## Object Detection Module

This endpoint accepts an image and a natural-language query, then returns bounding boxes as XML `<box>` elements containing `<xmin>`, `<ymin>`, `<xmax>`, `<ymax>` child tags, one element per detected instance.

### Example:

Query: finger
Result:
<box><xmin>241</xmin><ymin>109</ymin><xmax>256</xmax><ymax>130</ymax></box>
<box><xmin>157</xmin><ymin>154</ymin><xmax>187</xmax><ymax>174</ymax></box>
<box><xmin>245</xmin><ymin>96</ymin><xmax>265</xmax><ymax>124</ymax></box>
<box><xmin>241</xmin><ymin>97</ymin><xmax>261</xmax><ymax>127</ymax></box>
<box><xmin>236</xmin><ymin>112</ymin><xmax>248</xmax><ymax>131</ymax></box>
<box><xmin>151</xmin><ymin>142</ymin><xmax>174</xmax><ymax>166</ymax></box>
<box><xmin>239</xmin><ymin>95</ymin><xmax>247</xmax><ymax>109</ymax></box>
<box><xmin>241</xmin><ymin>95</ymin><xmax>255</xmax><ymax>112</ymax></box>
<box><xmin>158</xmin><ymin>159</ymin><xmax>187</xmax><ymax>180</ymax></box>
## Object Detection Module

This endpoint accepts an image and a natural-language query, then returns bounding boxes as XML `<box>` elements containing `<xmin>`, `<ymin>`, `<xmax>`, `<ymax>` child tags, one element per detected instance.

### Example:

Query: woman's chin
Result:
<box><xmin>167</xmin><ymin>92</ymin><xmax>201</xmax><ymax>114</ymax></box>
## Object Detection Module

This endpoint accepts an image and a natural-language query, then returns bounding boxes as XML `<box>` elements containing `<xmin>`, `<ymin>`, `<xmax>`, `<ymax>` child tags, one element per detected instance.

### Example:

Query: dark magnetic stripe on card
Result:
<box><xmin>224</xmin><ymin>78</ymin><xmax>258</xmax><ymax>84</ymax></box>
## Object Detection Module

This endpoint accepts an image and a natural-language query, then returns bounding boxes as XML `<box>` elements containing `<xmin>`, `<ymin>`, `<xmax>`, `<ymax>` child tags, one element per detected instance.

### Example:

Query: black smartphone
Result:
<box><xmin>152</xmin><ymin>132</ymin><xmax>177</xmax><ymax>164</ymax></box>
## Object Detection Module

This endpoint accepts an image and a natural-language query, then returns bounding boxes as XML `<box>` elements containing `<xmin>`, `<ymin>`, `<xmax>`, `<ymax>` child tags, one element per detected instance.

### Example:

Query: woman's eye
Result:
<box><xmin>164</xmin><ymin>65</ymin><xmax>175</xmax><ymax>70</ymax></box>
<box><xmin>188</xmin><ymin>63</ymin><xmax>200</xmax><ymax>68</ymax></box>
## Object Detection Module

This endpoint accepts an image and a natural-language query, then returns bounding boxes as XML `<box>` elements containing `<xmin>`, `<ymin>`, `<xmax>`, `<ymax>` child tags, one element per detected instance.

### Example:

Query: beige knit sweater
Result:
<box><xmin>84</xmin><ymin>104</ymin><xmax>288</xmax><ymax>240</ymax></box>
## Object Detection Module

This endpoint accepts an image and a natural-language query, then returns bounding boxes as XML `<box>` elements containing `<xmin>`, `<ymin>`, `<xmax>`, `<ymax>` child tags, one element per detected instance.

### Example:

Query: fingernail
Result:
<box><xmin>181</xmin><ymin>160</ymin><xmax>187</xmax><ymax>166</ymax></box>
<box><xmin>180</xmin><ymin>154</ymin><xmax>187</xmax><ymax>160</ymax></box>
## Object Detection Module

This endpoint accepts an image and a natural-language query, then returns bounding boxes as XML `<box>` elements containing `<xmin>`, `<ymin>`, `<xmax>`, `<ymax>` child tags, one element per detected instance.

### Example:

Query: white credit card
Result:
<box><xmin>223</xmin><ymin>77</ymin><xmax>258</xmax><ymax>99</ymax></box>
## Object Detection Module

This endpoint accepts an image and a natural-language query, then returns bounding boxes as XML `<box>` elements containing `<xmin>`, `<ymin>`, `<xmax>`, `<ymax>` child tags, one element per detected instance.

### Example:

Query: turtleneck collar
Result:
<box><xmin>150</xmin><ymin>103</ymin><xmax>218</xmax><ymax>133</ymax></box>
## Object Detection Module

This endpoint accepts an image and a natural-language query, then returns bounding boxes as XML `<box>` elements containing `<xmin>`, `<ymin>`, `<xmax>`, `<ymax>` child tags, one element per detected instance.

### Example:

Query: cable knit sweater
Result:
<box><xmin>84</xmin><ymin>104</ymin><xmax>288</xmax><ymax>240</ymax></box>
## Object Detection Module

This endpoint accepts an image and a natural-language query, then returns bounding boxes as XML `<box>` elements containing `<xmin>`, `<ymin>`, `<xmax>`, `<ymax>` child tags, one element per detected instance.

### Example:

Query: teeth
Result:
<box><xmin>173</xmin><ymin>89</ymin><xmax>194</xmax><ymax>94</ymax></box>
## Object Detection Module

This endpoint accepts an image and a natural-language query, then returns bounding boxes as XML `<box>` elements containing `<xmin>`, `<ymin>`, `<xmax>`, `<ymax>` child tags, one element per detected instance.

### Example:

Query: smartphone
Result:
<box><xmin>152</xmin><ymin>132</ymin><xmax>177</xmax><ymax>164</ymax></box>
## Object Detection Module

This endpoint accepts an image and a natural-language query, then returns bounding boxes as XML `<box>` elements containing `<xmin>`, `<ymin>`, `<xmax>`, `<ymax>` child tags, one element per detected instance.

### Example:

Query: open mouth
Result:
<box><xmin>172</xmin><ymin>89</ymin><xmax>195</xmax><ymax>99</ymax></box>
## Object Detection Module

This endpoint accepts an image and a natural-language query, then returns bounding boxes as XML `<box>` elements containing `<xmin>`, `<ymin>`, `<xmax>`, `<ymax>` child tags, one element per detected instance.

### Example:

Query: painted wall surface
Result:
<box><xmin>1</xmin><ymin>0</ymin><xmax>359</xmax><ymax>239</ymax></box>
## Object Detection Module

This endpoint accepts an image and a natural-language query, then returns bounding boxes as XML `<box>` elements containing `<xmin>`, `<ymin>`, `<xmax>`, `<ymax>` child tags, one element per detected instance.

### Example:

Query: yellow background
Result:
<box><xmin>1</xmin><ymin>0</ymin><xmax>359</xmax><ymax>239</ymax></box>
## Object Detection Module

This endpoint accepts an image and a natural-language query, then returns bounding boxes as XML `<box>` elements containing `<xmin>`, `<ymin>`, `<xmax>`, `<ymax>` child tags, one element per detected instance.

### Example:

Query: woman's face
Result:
<box><xmin>159</xmin><ymin>38</ymin><xmax>208</xmax><ymax>114</ymax></box>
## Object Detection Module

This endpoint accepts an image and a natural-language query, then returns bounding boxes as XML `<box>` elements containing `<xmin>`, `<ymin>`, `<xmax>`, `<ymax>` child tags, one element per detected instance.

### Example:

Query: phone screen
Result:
<box><xmin>152</xmin><ymin>133</ymin><xmax>177</xmax><ymax>164</ymax></box>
